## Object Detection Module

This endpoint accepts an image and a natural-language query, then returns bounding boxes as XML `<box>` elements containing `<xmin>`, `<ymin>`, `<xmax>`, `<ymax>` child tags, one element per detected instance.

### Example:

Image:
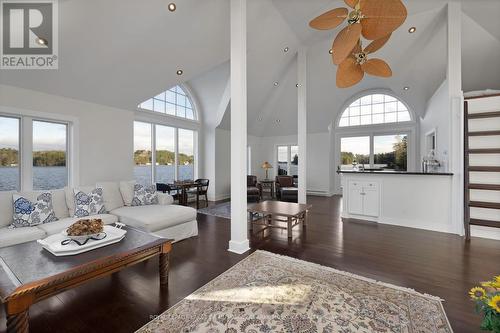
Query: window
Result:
<box><xmin>178</xmin><ymin>129</ymin><xmax>195</xmax><ymax>181</ymax></box>
<box><xmin>339</xmin><ymin>94</ymin><xmax>411</xmax><ymax>127</ymax></box>
<box><xmin>0</xmin><ymin>115</ymin><xmax>72</xmax><ymax>192</ymax></box>
<box><xmin>133</xmin><ymin>122</ymin><xmax>153</xmax><ymax>186</ymax></box>
<box><xmin>340</xmin><ymin>136</ymin><xmax>370</xmax><ymax>170</ymax></box>
<box><xmin>277</xmin><ymin>145</ymin><xmax>298</xmax><ymax>176</ymax></box>
<box><xmin>340</xmin><ymin>134</ymin><xmax>408</xmax><ymax>171</ymax></box>
<box><xmin>0</xmin><ymin>116</ymin><xmax>20</xmax><ymax>191</ymax></box>
<box><xmin>133</xmin><ymin>121</ymin><xmax>196</xmax><ymax>185</ymax></box>
<box><xmin>138</xmin><ymin>85</ymin><xmax>196</xmax><ymax>120</ymax></box>
<box><xmin>33</xmin><ymin>121</ymin><xmax>68</xmax><ymax>190</ymax></box>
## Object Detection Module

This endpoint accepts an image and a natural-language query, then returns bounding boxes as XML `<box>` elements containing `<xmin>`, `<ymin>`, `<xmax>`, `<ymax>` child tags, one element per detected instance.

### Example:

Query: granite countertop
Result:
<box><xmin>337</xmin><ymin>170</ymin><xmax>453</xmax><ymax>176</ymax></box>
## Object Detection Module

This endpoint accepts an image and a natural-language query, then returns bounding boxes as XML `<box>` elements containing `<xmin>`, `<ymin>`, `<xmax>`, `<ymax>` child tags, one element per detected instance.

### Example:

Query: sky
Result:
<box><xmin>0</xmin><ymin>117</ymin><xmax>66</xmax><ymax>151</ymax></box>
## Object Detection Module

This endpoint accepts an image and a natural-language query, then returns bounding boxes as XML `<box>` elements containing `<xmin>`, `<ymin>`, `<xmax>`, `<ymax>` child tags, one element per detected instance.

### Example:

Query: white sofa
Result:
<box><xmin>0</xmin><ymin>181</ymin><xmax>198</xmax><ymax>249</ymax></box>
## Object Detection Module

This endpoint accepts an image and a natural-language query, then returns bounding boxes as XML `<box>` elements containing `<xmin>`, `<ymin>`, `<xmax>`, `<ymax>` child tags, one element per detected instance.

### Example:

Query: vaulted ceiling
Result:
<box><xmin>1</xmin><ymin>0</ymin><xmax>499</xmax><ymax>136</ymax></box>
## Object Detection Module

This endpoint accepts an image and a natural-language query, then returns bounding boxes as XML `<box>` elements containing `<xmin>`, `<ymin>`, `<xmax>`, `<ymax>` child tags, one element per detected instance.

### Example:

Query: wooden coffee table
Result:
<box><xmin>0</xmin><ymin>226</ymin><xmax>172</xmax><ymax>333</ymax></box>
<box><xmin>248</xmin><ymin>200</ymin><xmax>312</xmax><ymax>238</ymax></box>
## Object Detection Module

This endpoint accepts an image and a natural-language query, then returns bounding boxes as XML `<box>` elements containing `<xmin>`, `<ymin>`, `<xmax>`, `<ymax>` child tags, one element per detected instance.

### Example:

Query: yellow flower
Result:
<box><xmin>481</xmin><ymin>281</ymin><xmax>496</xmax><ymax>288</ymax></box>
<box><xmin>469</xmin><ymin>287</ymin><xmax>487</xmax><ymax>300</ymax></box>
<box><xmin>494</xmin><ymin>275</ymin><xmax>500</xmax><ymax>283</ymax></box>
<box><xmin>488</xmin><ymin>295</ymin><xmax>500</xmax><ymax>313</ymax></box>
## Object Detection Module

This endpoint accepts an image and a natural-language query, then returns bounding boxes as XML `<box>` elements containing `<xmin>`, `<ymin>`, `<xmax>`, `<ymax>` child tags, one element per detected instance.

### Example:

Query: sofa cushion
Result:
<box><xmin>0</xmin><ymin>226</ymin><xmax>46</xmax><ymax>248</ymax></box>
<box><xmin>111</xmin><ymin>205</ymin><xmax>197</xmax><ymax>232</ymax></box>
<box><xmin>65</xmin><ymin>186</ymin><xmax>94</xmax><ymax>216</ymax></box>
<box><xmin>119</xmin><ymin>181</ymin><xmax>135</xmax><ymax>206</ymax></box>
<box><xmin>73</xmin><ymin>188</ymin><xmax>106</xmax><ymax>217</ymax></box>
<box><xmin>0</xmin><ymin>191</ymin><xmax>15</xmax><ymax>228</ymax></box>
<box><xmin>132</xmin><ymin>184</ymin><xmax>158</xmax><ymax>206</ymax></box>
<box><xmin>96</xmin><ymin>181</ymin><xmax>124</xmax><ymax>211</ymax></box>
<box><xmin>12</xmin><ymin>192</ymin><xmax>58</xmax><ymax>228</ymax></box>
<box><xmin>51</xmin><ymin>189</ymin><xmax>70</xmax><ymax>219</ymax></box>
<box><xmin>36</xmin><ymin>214</ymin><xmax>118</xmax><ymax>236</ymax></box>
<box><xmin>247</xmin><ymin>187</ymin><xmax>260</xmax><ymax>195</ymax></box>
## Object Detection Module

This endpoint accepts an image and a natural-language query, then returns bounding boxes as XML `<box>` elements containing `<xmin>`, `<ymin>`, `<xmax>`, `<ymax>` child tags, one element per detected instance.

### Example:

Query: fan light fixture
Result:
<box><xmin>408</xmin><ymin>27</ymin><xmax>416</xmax><ymax>33</ymax></box>
<box><xmin>176</xmin><ymin>69</ymin><xmax>183</xmax><ymax>75</ymax></box>
<box><xmin>168</xmin><ymin>3</ymin><xmax>176</xmax><ymax>12</ymax></box>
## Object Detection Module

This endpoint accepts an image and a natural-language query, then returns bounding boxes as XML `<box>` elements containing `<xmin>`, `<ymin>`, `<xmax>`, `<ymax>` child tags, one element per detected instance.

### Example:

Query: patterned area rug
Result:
<box><xmin>197</xmin><ymin>202</ymin><xmax>231</xmax><ymax>219</ymax></box>
<box><xmin>137</xmin><ymin>251</ymin><xmax>453</xmax><ymax>333</ymax></box>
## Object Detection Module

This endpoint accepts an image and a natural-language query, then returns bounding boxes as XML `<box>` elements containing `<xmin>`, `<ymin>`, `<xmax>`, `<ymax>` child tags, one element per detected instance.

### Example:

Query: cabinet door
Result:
<box><xmin>363</xmin><ymin>184</ymin><xmax>380</xmax><ymax>217</ymax></box>
<box><xmin>348</xmin><ymin>181</ymin><xmax>364</xmax><ymax>215</ymax></box>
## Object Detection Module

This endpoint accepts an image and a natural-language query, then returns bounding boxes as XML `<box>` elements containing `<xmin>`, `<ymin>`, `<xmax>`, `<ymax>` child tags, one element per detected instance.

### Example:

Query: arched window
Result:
<box><xmin>339</xmin><ymin>93</ymin><xmax>411</xmax><ymax>127</ymax></box>
<box><xmin>138</xmin><ymin>85</ymin><xmax>196</xmax><ymax>120</ymax></box>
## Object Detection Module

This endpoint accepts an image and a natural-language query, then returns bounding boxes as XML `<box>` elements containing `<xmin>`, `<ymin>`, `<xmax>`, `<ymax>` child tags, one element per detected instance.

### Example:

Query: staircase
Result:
<box><xmin>464</xmin><ymin>94</ymin><xmax>500</xmax><ymax>240</ymax></box>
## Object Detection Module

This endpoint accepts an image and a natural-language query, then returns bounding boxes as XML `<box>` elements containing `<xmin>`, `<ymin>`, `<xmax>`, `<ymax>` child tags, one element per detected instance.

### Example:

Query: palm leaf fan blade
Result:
<box><xmin>360</xmin><ymin>0</ymin><xmax>407</xmax><ymax>40</ymax></box>
<box><xmin>337</xmin><ymin>57</ymin><xmax>364</xmax><ymax>88</ymax></box>
<box><xmin>344</xmin><ymin>0</ymin><xmax>358</xmax><ymax>8</ymax></box>
<box><xmin>309</xmin><ymin>8</ymin><xmax>348</xmax><ymax>30</ymax></box>
<box><xmin>364</xmin><ymin>34</ymin><xmax>391</xmax><ymax>54</ymax></box>
<box><xmin>361</xmin><ymin>59</ymin><xmax>392</xmax><ymax>77</ymax></box>
<box><xmin>332</xmin><ymin>23</ymin><xmax>362</xmax><ymax>65</ymax></box>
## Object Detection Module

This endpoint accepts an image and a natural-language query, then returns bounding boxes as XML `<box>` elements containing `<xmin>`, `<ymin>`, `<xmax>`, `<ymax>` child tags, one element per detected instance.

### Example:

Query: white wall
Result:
<box><xmin>214</xmin><ymin>129</ymin><xmax>231</xmax><ymax>200</ymax></box>
<box><xmin>250</xmin><ymin>132</ymin><xmax>331</xmax><ymax>196</ymax></box>
<box><xmin>420</xmin><ymin>80</ymin><xmax>450</xmax><ymax>171</ymax></box>
<box><xmin>0</xmin><ymin>84</ymin><xmax>134</xmax><ymax>186</ymax></box>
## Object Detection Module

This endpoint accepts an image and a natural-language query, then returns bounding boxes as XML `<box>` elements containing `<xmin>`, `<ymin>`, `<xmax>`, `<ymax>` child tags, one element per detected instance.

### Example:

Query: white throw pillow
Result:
<box><xmin>132</xmin><ymin>184</ymin><xmax>158</xmax><ymax>206</ymax></box>
<box><xmin>11</xmin><ymin>192</ymin><xmax>58</xmax><ymax>228</ymax></box>
<box><xmin>73</xmin><ymin>188</ymin><xmax>107</xmax><ymax>218</ymax></box>
<box><xmin>119</xmin><ymin>181</ymin><xmax>135</xmax><ymax>206</ymax></box>
<box><xmin>96</xmin><ymin>181</ymin><xmax>125</xmax><ymax>211</ymax></box>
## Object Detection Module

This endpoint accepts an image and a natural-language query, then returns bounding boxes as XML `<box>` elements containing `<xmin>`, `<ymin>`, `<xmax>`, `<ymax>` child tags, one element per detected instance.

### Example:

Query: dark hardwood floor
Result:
<box><xmin>2</xmin><ymin>195</ymin><xmax>499</xmax><ymax>332</ymax></box>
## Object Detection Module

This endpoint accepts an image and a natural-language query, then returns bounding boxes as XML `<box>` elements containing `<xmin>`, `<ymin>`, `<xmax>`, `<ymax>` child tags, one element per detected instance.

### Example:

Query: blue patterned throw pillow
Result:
<box><xmin>132</xmin><ymin>184</ymin><xmax>158</xmax><ymax>206</ymax></box>
<box><xmin>73</xmin><ymin>188</ymin><xmax>107</xmax><ymax>218</ymax></box>
<box><xmin>12</xmin><ymin>192</ymin><xmax>58</xmax><ymax>228</ymax></box>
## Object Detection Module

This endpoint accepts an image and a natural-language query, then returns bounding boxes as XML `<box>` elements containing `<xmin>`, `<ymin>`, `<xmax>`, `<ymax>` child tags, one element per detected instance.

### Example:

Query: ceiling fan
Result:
<box><xmin>309</xmin><ymin>0</ymin><xmax>407</xmax><ymax>87</ymax></box>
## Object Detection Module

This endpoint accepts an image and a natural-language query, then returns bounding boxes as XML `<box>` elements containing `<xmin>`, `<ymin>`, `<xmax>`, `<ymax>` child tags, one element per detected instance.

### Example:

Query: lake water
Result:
<box><xmin>0</xmin><ymin>165</ymin><xmax>194</xmax><ymax>191</ymax></box>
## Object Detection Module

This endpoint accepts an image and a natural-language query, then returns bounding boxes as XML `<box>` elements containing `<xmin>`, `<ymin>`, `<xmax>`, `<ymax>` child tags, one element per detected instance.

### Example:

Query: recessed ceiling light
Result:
<box><xmin>168</xmin><ymin>3</ymin><xmax>176</xmax><ymax>11</ymax></box>
<box><xmin>296</xmin><ymin>83</ymin><xmax>299</xmax><ymax>88</ymax></box>
<box><xmin>36</xmin><ymin>37</ymin><xmax>48</xmax><ymax>46</ymax></box>
<box><xmin>408</xmin><ymin>27</ymin><xmax>416</xmax><ymax>33</ymax></box>
<box><xmin>176</xmin><ymin>69</ymin><xmax>183</xmax><ymax>75</ymax></box>
<box><xmin>258</xmin><ymin>116</ymin><xmax>263</xmax><ymax>121</ymax></box>
<box><xmin>284</xmin><ymin>47</ymin><xmax>289</xmax><ymax>53</ymax></box>
<box><xmin>403</xmin><ymin>86</ymin><xmax>410</xmax><ymax>91</ymax></box>
<box><xmin>276</xmin><ymin>119</ymin><xmax>280</xmax><ymax>123</ymax></box>
<box><xmin>274</xmin><ymin>81</ymin><xmax>279</xmax><ymax>86</ymax></box>
<box><xmin>329</xmin><ymin>49</ymin><xmax>333</xmax><ymax>54</ymax></box>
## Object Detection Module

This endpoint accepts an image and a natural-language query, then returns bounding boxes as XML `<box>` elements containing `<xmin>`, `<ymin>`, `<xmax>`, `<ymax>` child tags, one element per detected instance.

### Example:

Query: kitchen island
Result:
<box><xmin>338</xmin><ymin>170</ymin><xmax>459</xmax><ymax>234</ymax></box>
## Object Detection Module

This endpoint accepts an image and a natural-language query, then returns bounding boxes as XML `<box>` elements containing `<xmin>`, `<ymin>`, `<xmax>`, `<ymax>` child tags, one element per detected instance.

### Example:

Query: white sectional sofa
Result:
<box><xmin>0</xmin><ymin>181</ymin><xmax>198</xmax><ymax>249</ymax></box>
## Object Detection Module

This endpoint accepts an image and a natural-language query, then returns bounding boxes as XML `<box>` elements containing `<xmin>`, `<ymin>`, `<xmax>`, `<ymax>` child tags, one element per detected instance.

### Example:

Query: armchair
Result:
<box><xmin>247</xmin><ymin>175</ymin><xmax>262</xmax><ymax>202</ymax></box>
<box><xmin>275</xmin><ymin>175</ymin><xmax>298</xmax><ymax>202</ymax></box>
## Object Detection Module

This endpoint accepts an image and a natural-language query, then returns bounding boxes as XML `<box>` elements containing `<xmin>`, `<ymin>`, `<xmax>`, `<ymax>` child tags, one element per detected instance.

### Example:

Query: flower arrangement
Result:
<box><xmin>470</xmin><ymin>275</ymin><xmax>500</xmax><ymax>332</ymax></box>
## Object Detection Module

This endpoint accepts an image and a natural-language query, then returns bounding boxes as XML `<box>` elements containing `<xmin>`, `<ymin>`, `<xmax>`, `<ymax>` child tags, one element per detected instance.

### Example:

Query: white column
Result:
<box><xmin>447</xmin><ymin>1</ymin><xmax>464</xmax><ymax>235</ymax></box>
<box><xmin>229</xmin><ymin>0</ymin><xmax>250</xmax><ymax>254</ymax></box>
<box><xmin>297</xmin><ymin>48</ymin><xmax>307</xmax><ymax>204</ymax></box>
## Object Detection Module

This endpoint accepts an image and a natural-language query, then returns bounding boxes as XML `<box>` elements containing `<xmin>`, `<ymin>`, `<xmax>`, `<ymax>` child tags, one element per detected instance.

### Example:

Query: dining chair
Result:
<box><xmin>191</xmin><ymin>179</ymin><xmax>209</xmax><ymax>208</ymax></box>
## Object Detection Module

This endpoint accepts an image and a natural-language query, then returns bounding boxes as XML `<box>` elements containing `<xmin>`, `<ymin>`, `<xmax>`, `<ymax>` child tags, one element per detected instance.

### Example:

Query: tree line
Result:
<box><xmin>0</xmin><ymin>148</ymin><xmax>66</xmax><ymax>167</ymax></box>
<box><xmin>134</xmin><ymin>150</ymin><xmax>194</xmax><ymax>165</ymax></box>
<box><xmin>341</xmin><ymin>136</ymin><xmax>407</xmax><ymax>170</ymax></box>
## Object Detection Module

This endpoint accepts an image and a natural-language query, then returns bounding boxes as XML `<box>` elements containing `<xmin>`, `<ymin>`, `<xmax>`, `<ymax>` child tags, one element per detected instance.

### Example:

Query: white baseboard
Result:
<box><xmin>471</xmin><ymin>225</ymin><xmax>500</xmax><ymax>241</ymax></box>
<box><xmin>228</xmin><ymin>239</ymin><xmax>250</xmax><ymax>254</ymax></box>
<box><xmin>307</xmin><ymin>190</ymin><xmax>333</xmax><ymax>197</ymax></box>
<box><xmin>208</xmin><ymin>193</ymin><xmax>231</xmax><ymax>202</ymax></box>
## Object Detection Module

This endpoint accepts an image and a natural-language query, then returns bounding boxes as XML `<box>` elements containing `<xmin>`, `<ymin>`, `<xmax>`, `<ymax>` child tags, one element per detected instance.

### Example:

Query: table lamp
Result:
<box><xmin>261</xmin><ymin>161</ymin><xmax>273</xmax><ymax>180</ymax></box>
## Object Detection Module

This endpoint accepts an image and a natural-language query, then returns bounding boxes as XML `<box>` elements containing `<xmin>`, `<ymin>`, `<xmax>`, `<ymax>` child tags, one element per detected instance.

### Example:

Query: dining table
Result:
<box><xmin>168</xmin><ymin>181</ymin><xmax>202</xmax><ymax>209</ymax></box>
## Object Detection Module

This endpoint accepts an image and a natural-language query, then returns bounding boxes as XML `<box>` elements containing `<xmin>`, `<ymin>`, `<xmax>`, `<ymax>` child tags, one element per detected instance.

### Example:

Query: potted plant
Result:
<box><xmin>469</xmin><ymin>275</ymin><xmax>500</xmax><ymax>332</ymax></box>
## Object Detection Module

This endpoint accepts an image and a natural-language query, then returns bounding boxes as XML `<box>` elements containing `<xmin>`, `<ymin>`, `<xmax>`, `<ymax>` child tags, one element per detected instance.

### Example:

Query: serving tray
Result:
<box><xmin>38</xmin><ymin>225</ymin><xmax>127</xmax><ymax>256</ymax></box>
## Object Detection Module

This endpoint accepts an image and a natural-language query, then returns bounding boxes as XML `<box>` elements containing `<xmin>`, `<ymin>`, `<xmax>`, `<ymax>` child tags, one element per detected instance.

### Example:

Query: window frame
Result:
<box><xmin>137</xmin><ymin>84</ymin><xmax>199</xmax><ymax>122</ymax></box>
<box><xmin>275</xmin><ymin>144</ymin><xmax>299</xmax><ymax>177</ymax></box>
<box><xmin>337</xmin><ymin>92</ymin><xmax>413</xmax><ymax>129</ymax></box>
<box><xmin>133</xmin><ymin>120</ymin><xmax>198</xmax><ymax>185</ymax></box>
<box><xmin>0</xmin><ymin>106</ymin><xmax>78</xmax><ymax>192</ymax></box>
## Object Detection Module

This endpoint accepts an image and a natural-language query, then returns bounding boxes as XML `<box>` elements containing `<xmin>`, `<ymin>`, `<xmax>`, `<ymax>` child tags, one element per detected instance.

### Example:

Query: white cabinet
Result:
<box><xmin>347</xmin><ymin>181</ymin><xmax>380</xmax><ymax>217</ymax></box>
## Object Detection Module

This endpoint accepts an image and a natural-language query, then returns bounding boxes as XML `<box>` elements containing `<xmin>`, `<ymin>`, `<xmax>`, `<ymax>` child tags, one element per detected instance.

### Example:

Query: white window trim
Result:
<box><xmin>134</xmin><ymin>121</ymin><xmax>198</xmax><ymax>185</ymax></box>
<box><xmin>0</xmin><ymin>105</ymin><xmax>79</xmax><ymax>191</ymax></box>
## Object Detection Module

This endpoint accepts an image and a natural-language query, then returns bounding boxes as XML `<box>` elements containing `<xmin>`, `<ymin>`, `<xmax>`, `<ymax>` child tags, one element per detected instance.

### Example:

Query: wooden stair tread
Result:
<box><xmin>469</xmin><ymin>218</ymin><xmax>500</xmax><ymax>228</ymax></box>
<box><xmin>468</xmin><ymin>130</ymin><xmax>500</xmax><ymax>136</ymax></box>
<box><xmin>468</xmin><ymin>111</ymin><xmax>500</xmax><ymax>119</ymax></box>
<box><xmin>469</xmin><ymin>166</ymin><xmax>500</xmax><ymax>172</ymax></box>
<box><xmin>467</xmin><ymin>148</ymin><xmax>500</xmax><ymax>154</ymax></box>
<box><xmin>469</xmin><ymin>184</ymin><xmax>500</xmax><ymax>191</ymax></box>
<box><xmin>469</xmin><ymin>201</ymin><xmax>500</xmax><ymax>209</ymax></box>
